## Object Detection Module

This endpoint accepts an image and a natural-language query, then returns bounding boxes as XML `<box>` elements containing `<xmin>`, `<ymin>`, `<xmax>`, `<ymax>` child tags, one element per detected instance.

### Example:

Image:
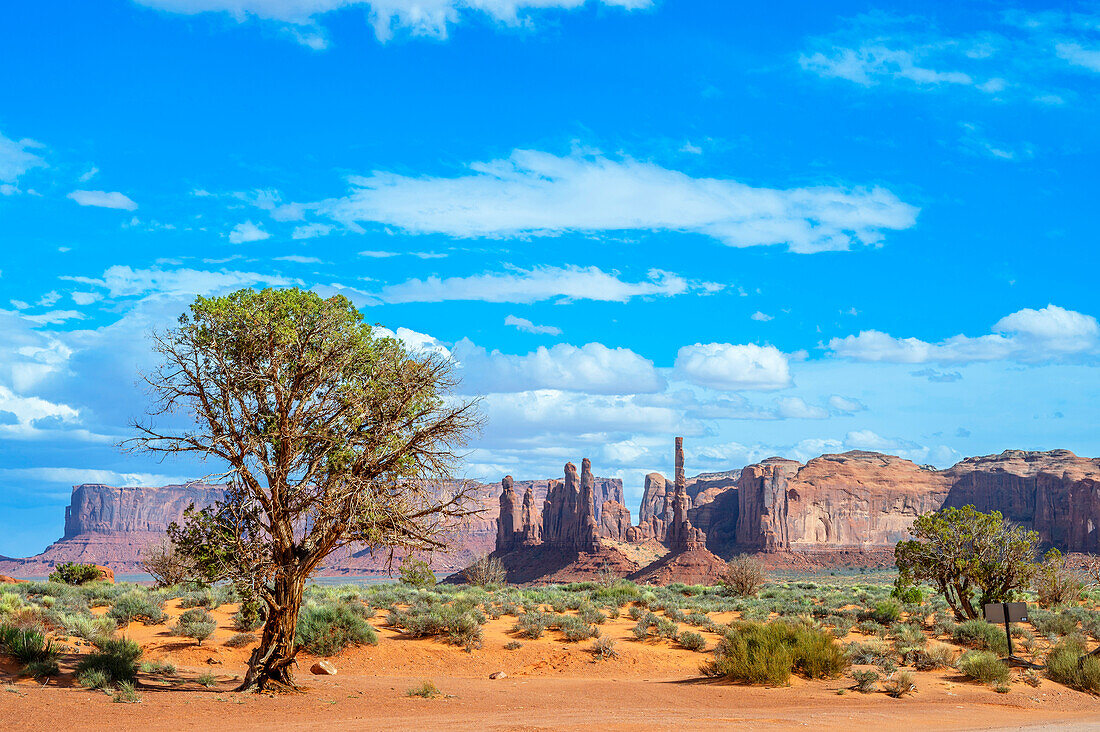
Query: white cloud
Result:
<box><xmin>828</xmin><ymin>304</ymin><xmax>1099</xmax><ymax>364</ymax></box>
<box><xmin>828</xmin><ymin>395</ymin><xmax>867</xmax><ymax>413</ymax></box>
<box><xmin>0</xmin><ymin>130</ymin><xmax>46</xmax><ymax>187</ymax></box>
<box><xmin>0</xmin><ymin>384</ymin><xmax>84</xmax><ymax>441</ymax></box>
<box><xmin>313</xmin><ymin>149</ymin><xmax>918</xmax><ymax>254</ymax></box>
<box><xmin>67</xmin><ymin>190</ymin><xmax>138</xmax><ymax>210</ymax></box>
<box><xmin>504</xmin><ymin>314</ymin><xmax>561</xmax><ymax>335</ymax></box>
<box><xmin>452</xmin><ymin>339</ymin><xmax>663</xmax><ymax>395</ymax></box>
<box><xmin>673</xmin><ymin>343</ymin><xmax>792</xmax><ymax>391</ymax></box>
<box><xmin>62</xmin><ymin>265</ymin><xmax>297</xmax><ymax>298</ymax></box>
<box><xmin>274</xmin><ymin>255</ymin><xmax>323</xmax><ymax>264</ymax></box>
<box><xmin>20</xmin><ymin>310</ymin><xmax>85</xmax><ymax>325</ymax></box>
<box><xmin>800</xmin><ymin>45</ymin><xmax>976</xmax><ymax>89</ymax></box>
<box><xmin>750</xmin><ymin>311</ymin><xmax>773</xmax><ymax>322</ymax></box>
<box><xmin>228</xmin><ymin>220</ymin><xmax>271</xmax><ymax>243</ymax></box>
<box><xmin>359</xmin><ymin>250</ymin><xmax>399</xmax><ymax>258</ymax></box>
<box><xmin>134</xmin><ymin>0</ymin><xmax>651</xmax><ymax>47</ymax></box>
<box><xmin>1056</xmin><ymin>42</ymin><xmax>1100</xmax><ymax>72</ymax></box>
<box><xmin>773</xmin><ymin>396</ymin><xmax>828</xmax><ymax>419</ymax></box>
<box><xmin>71</xmin><ymin>292</ymin><xmax>102</xmax><ymax>306</ymax></box>
<box><xmin>291</xmin><ymin>222</ymin><xmax>333</xmax><ymax>239</ymax></box>
<box><xmin>78</xmin><ymin>166</ymin><xmax>99</xmax><ymax>182</ymax></box>
<box><xmin>0</xmin><ymin>467</ymin><xmax>194</xmax><ymax>487</ymax></box>
<box><xmin>369</xmin><ymin>265</ymin><xmax>710</xmax><ymax>305</ymax></box>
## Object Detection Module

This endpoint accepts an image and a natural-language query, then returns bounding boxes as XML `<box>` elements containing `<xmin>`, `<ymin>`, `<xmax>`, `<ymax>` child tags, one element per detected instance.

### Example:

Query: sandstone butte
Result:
<box><xmin>1</xmin><ymin>441</ymin><xmax>1097</xmax><ymax>585</ymax></box>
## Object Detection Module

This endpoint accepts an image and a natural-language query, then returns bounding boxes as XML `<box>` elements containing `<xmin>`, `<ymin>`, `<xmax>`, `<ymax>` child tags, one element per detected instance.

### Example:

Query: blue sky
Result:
<box><xmin>1</xmin><ymin>0</ymin><xmax>1098</xmax><ymax>556</ymax></box>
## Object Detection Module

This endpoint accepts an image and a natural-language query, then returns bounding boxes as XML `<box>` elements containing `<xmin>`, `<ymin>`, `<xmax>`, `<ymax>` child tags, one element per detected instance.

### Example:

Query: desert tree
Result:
<box><xmin>127</xmin><ymin>287</ymin><xmax>481</xmax><ymax>691</ymax></box>
<box><xmin>895</xmin><ymin>505</ymin><xmax>1039</xmax><ymax>620</ymax></box>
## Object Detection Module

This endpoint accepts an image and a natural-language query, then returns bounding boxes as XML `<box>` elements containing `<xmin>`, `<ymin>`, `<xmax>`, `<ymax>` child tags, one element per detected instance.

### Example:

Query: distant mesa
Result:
<box><xmin>1</xmin><ymin>441</ymin><xmax>1097</xmax><ymax>585</ymax></box>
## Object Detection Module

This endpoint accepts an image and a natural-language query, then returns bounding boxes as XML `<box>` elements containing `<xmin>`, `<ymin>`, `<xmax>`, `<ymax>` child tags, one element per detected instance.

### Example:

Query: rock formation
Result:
<box><xmin>598</xmin><ymin>500</ymin><xmax>632</xmax><ymax>541</ymax></box>
<box><xmin>520</xmin><ymin>485</ymin><xmax>542</xmax><ymax>545</ymax></box>
<box><xmin>665</xmin><ymin>438</ymin><xmax>707</xmax><ymax>551</ymax></box>
<box><xmin>496</xmin><ymin>476</ymin><xmax>522</xmax><ymax>552</ymax></box>
<box><xmin>540</xmin><ymin>460</ymin><xmax>600</xmax><ymax>551</ymax></box>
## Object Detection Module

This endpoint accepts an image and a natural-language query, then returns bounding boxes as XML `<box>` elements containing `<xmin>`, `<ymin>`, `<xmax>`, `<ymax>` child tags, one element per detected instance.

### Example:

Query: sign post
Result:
<box><xmin>983</xmin><ymin>602</ymin><xmax>1042</xmax><ymax>669</ymax></box>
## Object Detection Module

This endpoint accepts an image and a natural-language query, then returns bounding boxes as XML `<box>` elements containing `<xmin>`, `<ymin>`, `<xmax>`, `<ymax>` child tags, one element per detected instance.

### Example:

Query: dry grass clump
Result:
<box><xmin>591</xmin><ymin>636</ymin><xmax>619</xmax><ymax>660</ymax></box>
<box><xmin>957</xmin><ymin>650</ymin><xmax>1010</xmax><ymax>685</ymax></box>
<box><xmin>883</xmin><ymin>670</ymin><xmax>915</xmax><ymax>697</ymax></box>
<box><xmin>721</xmin><ymin>555</ymin><xmax>766</xmax><ymax>597</ymax></box>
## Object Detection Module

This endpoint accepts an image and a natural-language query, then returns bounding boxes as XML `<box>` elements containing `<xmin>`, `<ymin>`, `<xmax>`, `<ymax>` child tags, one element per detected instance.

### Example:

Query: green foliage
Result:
<box><xmin>297</xmin><ymin>602</ymin><xmax>379</xmax><ymax>656</ymax></box>
<box><xmin>1030</xmin><ymin>608</ymin><xmax>1078</xmax><ymax>637</ymax></box>
<box><xmin>108</xmin><ymin>590</ymin><xmax>167</xmax><ymax>626</ymax></box>
<box><xmin>895</xmin><ymin>506</ymin><xmax>1040</xmax><ymax>620</ymax></box>
<box><xmin>703</xmin><ymin>621</ymin><xmax>849</xmax><ymax>686</ymax></box>
<box><xmin>398</xmin><ymin>557</ymin><xmax>437</xmax><ymax>589</ymax></box>
<box><xmin>503</xmin><ymin>640</ymin><xmax>523</xmax><ymax>650</ymax></box>
<box><xmin>953</xmin><ymin>620</ymin><xmax>1009</xmax><ymax>654</ymax></box>
<box><xmin>77</xmin><ymin>669</ymin><xmax>111</xmax><ymax>690</ymax></box>
<box><xmin>48</xmin><ymin>562</ymin><xmax>104</xmax><ymax>586</ymax></box>
<box><xmin>75</xmin><ymin>637</ymin><xmax>142</xmax><ymax>686</ymax></box>
<box><xmin>225</xmin><ymin>632</ymin><xmax>256</xmax><ymax>648</ymax></box>
<box><xmin>173</xmin><ymin>607</ymin><xmax>217</xmax><ymax>645</ymax></box>
<box><xmin>0</xmin><ymin>623</ymin><xmax>63</xmax><ymax>669</ymax></box>
<box><xmin>557</xmin><ymin>615</ymin><xmax>599</xmax><ymax>642</ymax></box>
<box><xmin>511</xmin><ymin>611</ymin><xmax>550</xmax><ymax>640</ymax></box>
<box><xmin>197</xmin><ymin>671</ymin><xmax>218</xmax><ymax>688</ymax></box>
<box><xmin>866</xmin><ymin>600</ymin><xmax>901</xmax><ymax>625</ymax></box>
<box><xmin>406</xmin><ymin>680</ymin><xmax>443</xmax><ymax>698</ymax></box>
<box><xmin>232</xmin><ymin>599</ymin><xmax>264</xmax><ymax>632</ymax></box>
<box><xmin>1046</xmin><ymin>637</ymin><xmax>1100</xmax><ymax>693</ymax></box>
<box><xmin>912</xmin><ymin>641</ymin><xmax>955</xmax><ymax>670</ymax></box>
<box><xmin>111</xmin><ymin>681</ymin><xmax>142</xmax><ymax>703</ymax></box>
<box><xmin>957</xmin><ymin>650</ymin><xmax>1011</xmax><ymax>685</ymax></box>
<box><xmin>677</xmin><ymin>630</ymin><xmax>707</xmax><ymax>651</ymax></box>
<box><xmin>591</xmin><ymin>635</ymin><xmax>619</xmax><ymax>660</ymax></box>
<box><xmin>851</xmin><ymin>669</ymin><xmax>879</xmax><ymax>693</ymax></box>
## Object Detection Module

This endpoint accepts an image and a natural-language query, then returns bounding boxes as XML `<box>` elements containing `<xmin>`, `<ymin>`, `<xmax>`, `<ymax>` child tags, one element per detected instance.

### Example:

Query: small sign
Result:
<box><xmin>984</xmin><ymin>602</ymin><xmax>1028</xmax><ymax>624</ymax></box>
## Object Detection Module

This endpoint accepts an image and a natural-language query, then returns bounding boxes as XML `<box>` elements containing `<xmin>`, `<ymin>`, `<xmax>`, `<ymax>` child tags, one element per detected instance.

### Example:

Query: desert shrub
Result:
<box><xmin>685</xmin><ymin>611</ymin><xmax>711</xmax><ymax>627</ymax></box>
<box><xmin>678</xmin><ymin>630</ymin><xmax>707</xmax><ymax>652</ymax></box>
<box><xmin>503</xmin><ymin>640</ymin><xmax>523</xmax><ymax>650</ymax></box>
<box><xmin>108</xmin><ymin>591</ymin><xmax>167</xmax><ymax>626</ymax></box>
<box><xmin>703</xmin><ymin>621</ymin><xmax>848</xmax><ymax>686</ymax></box>
<box><xmin>912</xmin><ymin>641</ymin><xmax>955</xmax><ymax>670</ymax></box>
<box><xmin>593</xmin><ymin>582</ymin><xmax>641</xmax><ymax>607</ymax></box>
<box><xmin>140</xmin><ymin>660</ymin><xmax>177</xmax><ymax>675</ymax></box>
<box><xmin>23</xmin><ymin>659</ymin><xmax>60</xmax><ymax>679</ymax></box>
<box><xmin>883</xmin><ymin>669</ymin><xmax>915</xmax><ymax>697</ymax></box>
<box><xmin>852</xmin><ymin>669</ymin><xmax>879</xmax><ymax>693</ymax></box>
<box><xmin>846</xmin><ymin>639</ymin><xmax>895</xmax><ymax>665</ymax></box>
<box><xmin>722</xmin><ymin>555</ymin><xmax>766</xmax><ymax>597</ymax></box>
<box><xmin>75</xmin><ymin>637</ymin><xmax>142</xmax><ymax>686</ymax></box>
<box><xmin>406</xmin><ymin>680</ymin><xmax>443</xmax><ymax>698</ymax></box>
<box><xmin>891</xmin><ymin>622</ymin><xmax>925</xmax><ymax>662</ymax></box>
<box><xmin>140</xmin><ymin>538</ymin><xmax>191</xmax><ymax>587</ymax></box>
<box><xmin>578</xmin><ymin>604</ymin><xmax>605</xmax><ymax>625</ymax></box>
<box><xmin>197</xmin><ymin>671</ymin><xmax>217</xmax><ymax>688</ymax></box>
<box><xmin>0</xmin><ymin>593</ymin><xmax>26</xmax><ymax>617</ymax></box>
<box><xmin>225</xmin><ymin>632</ymin><xmax>256</xmax><ymax>648</ymax></box>
<box><xmin>953</xmin><ymin>620</ymin><xmax>1008</xmax><ymax>654</ymax></box>
<box><xmin>664</xmin><ymin>607</ymin><xmax>687</xmax><ymax>623</ymax></box>
<box><xmin>1046</xmin><ymin>637</ymin><xmax>1100</xmax><ymax>693</ymax></box>
<box><xmin>865</xmin><ymin>600</ymin><xmax>901</xmax><ymax>625</ymax></box>
<box><xmin>654</xmin><ymin>618</ymin><xmax>678</xmax><ymax>640</ymax></box>
<box><xmin>631</xmin><ymin>619</ymin><xmax>650</xmax><ymax>641</ymax></box>
<box><xmin>298</xmin><ymin>602</ymin><xmax>379</xmax><ymax>655</ymax></box>
<box><xmin>591</xmin><ymin>636</ymin><xmax>619</xmax><ymax>660</ymax></box>
<box><xmin>463</xmin><ymin>555</ymin><xmax>506</xmax><ymax>588</ymax></box>
<box><xmin>111</xmin><ymin>680</ymin><xmax>141</xmax><ymax>703</ymax></box>
<box><xmin>857</xmin><ymin>620</ymin><xmax>888</xmax><ymax>638</ymax></box>
<box><xmin>957</xmin><ymin>650</ymin><xmax>1010</xmax><ymax>685</ymax></box>
<box><xmin>173</xmin><ymin>608</ymin><xmax>217</xmax><ymax>645</ymax></box>
<box><xmin>64</xmin><ymin>614</ymin><xmax>116</xmax><ymax>642</ymax></box>
<box><xmin>398</xmin><ymin>557</ymin><xmax>437</xmax><ymax>589</ymax></box>
<box><xmin>0</xmin><ymin>623</ymin><xmax>62</xmax><ymax>669</ymax></box>
<box><xmin>1030</xmin><ymin>608</ymin><xmax>1078</xmax><ymax>638</ymax></box>
<box><xmin>1022</xmin><ymin>668</ymin><xmax>1042</xmax><ymax>687</ymax></box>
<box><xmin>627</xmin><ymin>606</ymin><xmax>645</xmax><ymax>621</ymax></box>
<box><xmin>1033</xmin><ymin>549</ymin><xmax>1083</xmax><ymax>608</ymax></box>
<box><xmin>511</xmin><ymin>611</ymin><xmax>550</xmax><ymax>640</ymax></box>
<box><xmin>78</xmin><ymin>668</ymin><xmax>111</xmax><ymax>689</ymax></box>
<box><xmin>557</xmin><ymin>615</ymin><xmax>598</xmax><ymax>642</ymax></box>
<box><xmin>48</xmin><ymin>563</ymin><xmax>103</xmax><ymax>586</ymax></box>
<box><xmin>930</xmin><ymin>611</ymin><xmax>957</xmax><ymax>636</ymax></box>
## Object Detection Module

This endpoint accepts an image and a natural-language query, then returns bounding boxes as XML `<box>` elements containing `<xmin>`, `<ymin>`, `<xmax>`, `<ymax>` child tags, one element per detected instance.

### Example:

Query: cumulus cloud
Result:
<box><xmin>312</xmin><ymin>149</ymin><xmax>918</xmax><ymax>254</ymax></box>
<box><xmin>750</xmin><ymin>311</ymin><xmax>773</xmax><ymax>322</ymax></box>
<box><xmin>62</xmin><ymin>265</ymin><xmax>298</xmax><ymax>298</ymax></box>
<box><xmin>452</xmin><ymin>339</ymin><xmax>663</xmax><ymax>395</ymax></box>
<box><xmin>292</xmin><ymin>222</ymin><xmax>334</xmax><ymax>240</ymax></box>
<box><xmin>773</xmin><ymin>396</ymin><xmax>829</xmax><ymax>419</ymax></box>
<box><xmin>67</xmin><ymin>190</ymin><xmax>138</xmax><ymax>210</ymax></box>
<box><xmin>828</xmin><ymin>304</ymin><xmax>1099</xmax><ymax>364</ymax></box>
<box><xmin>134</xmin><ymin>0</ymin><xmax>651</xmax><ymax>47</ymax></box>
<box><xmin>673</xmin><ymin>343</ymin><xmax>792</xmax><ymax>391</ymax></box>
<box><xmin>1057</xmin><ymin>42</ymin><xmax>1100</xmax><ymax>72</ymax></box>
<box><xmin>0</xmin><ymin>467</ymin><xmax>194</xmax><ymax>487</ymax></box>
<box><xmin>364</xmin><ymin>265</ymin><xmax>711</xmax><ymax>305</ymax></box>
<box><xmin>504</xmin><ymin>314</ymin><xmax>561</xmax><ymax>336</ymax></box>
<box><xmin>827</xmin><ymin>395</ymin><xmax>866</xmax><ymax>413</ymax></box>
<box><xmin>228</xmin><ymin>220</ymin><xmax>271</xmax><ymax>243</ymax></box>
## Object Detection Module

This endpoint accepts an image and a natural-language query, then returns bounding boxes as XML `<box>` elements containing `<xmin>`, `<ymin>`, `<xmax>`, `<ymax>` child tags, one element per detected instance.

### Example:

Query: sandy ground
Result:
<box><xmin>3</xmin><ymin>599</ymin><xmax>1100</xmax><ymax>731</ymax></box>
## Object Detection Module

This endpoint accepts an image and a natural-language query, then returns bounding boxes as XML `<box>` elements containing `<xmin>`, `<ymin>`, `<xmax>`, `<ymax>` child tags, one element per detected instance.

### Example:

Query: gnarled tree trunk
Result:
<box><xmin>237</xmin><ymin>569</ymin><xmax>305</xmax><ymax>692</ymax></box>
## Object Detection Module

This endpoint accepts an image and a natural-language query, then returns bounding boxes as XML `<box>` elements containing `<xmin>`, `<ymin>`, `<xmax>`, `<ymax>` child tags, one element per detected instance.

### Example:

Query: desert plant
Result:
<box><xmin>173</xmin><ymin>608</ymin><xmax>217</xmax><ymax>645</ymax></box>
<box><xmin>867</xmin><ymin>600</ymin><xmax>901</xmax><ymax>625</ymax></box>
<box><xmin>197</xmin><ymin>671</ymin><xmax>218</xmax><ymax>688</ymax></box>
<box><xmin>140</xmin><ymin>660</ymin><xmax>177</xmax><ymax>675</ymax></box>
<box><xmin>75</xmin><ymin>636</ymin><xmax>142</xmax><ymax>686</ymax></box>
<box><xmin>406</xmin><ymin>680</ymin><xmax>443</xmax><ymax>698</ymax></box>
<box><xmin>297</xmin><ymin>602</ymin><xmax>378</xmax><ymax>656</ymax></box>
<box><xmin>557</xmin><ymin>615</ymin><xmax>598</xmax><ymax>642</ymax></box>
<box><xmin>591</xmin><ymin>635</ymin><xmax>619</xmax><ymax>660</ymax></box>
<box><xmin>225</xmin><ymin>632</ymin><xmax>256</xmax><ymax>648</ymax></box>
<box><xmin>851</xmin><ymin>669</ymin><xmax>879</xmax><ymax>693</ymax></box>
<box><xmin>1022</xmin><ymin>668</ymin><xmax>1041</xmax><ymax>687</ymax></box>
<box><xmin>111</xmin><ymin>680</ymin><xmax>142</xmax><ymax>703</ymax></box>
<box><xmin>77</xmin><ymin>668</ymin><xmax>111</xmax><ymax>689</ymax></box>
<box><xmin>48</xmin><ymin>563</ymin><xmax>103</xmax><ymax>586</ymax></box>
<box><xmin>0</xmin><ymin>624</ymin><xmax>62</xmax><ymax>668</ymax></box>
<box><xmin>140</xmin><ymin>538</ymin><xmax>192</xmax><ymax>587</ymax></box>
<box><xmin>883</xmin><ymin>669</ymin><xmax>915</xmax><ymax>697</ymax></box>
<box><xmin>1029</xmin><ymin>608</ymin><xmax>1078</xmax><ymax>637</ymax></box>
<box><xmin>912</xmin><ymin>641</ymin><xmax>954</xmax><ymax>670</ymax></box>
<box><xmin>896</xmin><ymin>506</ymin><xmax>1040</xmax><ymax>620</ymax></box>
<box><xmin>703</xmin><ymin>621</ymin><xmax>848</xmax><ymax>686</ymax></box>
<box><xmin>1045</xmin><ymin>637</ymin><xmax>1100</xmax><ymax>693</ymax></box>
<box><xmin>463</xmin><ymin>555</ymin><xmax>506</xmax><ymax>588</ymax></box>
<box><xmin>722</xmin><ymin>555</ymin><xmax>766</xmax><ymax>597</ymax></box>
<box><xmin>677</xmin><ymin>630</ymin><xmax>707</xmax><ymax>652</ymax></box>
<box><xmin>957</xmin><ymin>650</ymin><xmax>1010</xmax><ymax>685</ymax></box>
<box><xmin>108</xmin><ymin>591</ymin><xmax>167</xmax><ymax>626</ymax></box>
<box><xmin>1033</xmin><ymin>549</ymin><xmax>1083</xmax><ymax>609</ymax></box>
<box><xmin>503</xmin><ymin>640</ymin><xmax>523</xmax><ymax>651</ymax></box>
<box><xmin>511</xmin><ymin>611</ymin><xmax>550</xmax><ymax>640</ymax></box>
<box><xmin>398</xmin><ymin>557</ymin><xmax>437</xmax><ymax>589</ymax></box>
<box><xmin>953</xmin><ymin>620</ymin><xmax>1009</xmax><ymax>654</ymax></box>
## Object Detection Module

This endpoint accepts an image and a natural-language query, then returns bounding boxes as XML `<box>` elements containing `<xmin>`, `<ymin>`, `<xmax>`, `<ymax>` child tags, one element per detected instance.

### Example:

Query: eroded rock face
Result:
<box><xmin>496</xmin><ymin>476</ymin><xmax>521</xmax><ymax>552</ymax></box>
<box><xmin>598</xmin><ymin>500</ymin><xmax>632</xmax><ymax>541</ymax></box>
<box><xmin>665</xmin><ymin>437</ymin><xmax>707</xmax><ymax>551</ymax></box>
<box><xmin>541</xmin><ymin>461</ymin><xmax>600</xmax><ymax>551</ymax></box>
<box><xmin>64</xmin><ymin>483</ymin><xmax>226</xmax><ymax>538</ymax></box>
<box><xmin>638</xmin><ymin>473</ymin><xmax>670</xmax><ymax>541</ymax></box>
<box><xmin>943</xmin><ymin>450</ymin><xmax>1100</xmax><ymax>552</ymax></box>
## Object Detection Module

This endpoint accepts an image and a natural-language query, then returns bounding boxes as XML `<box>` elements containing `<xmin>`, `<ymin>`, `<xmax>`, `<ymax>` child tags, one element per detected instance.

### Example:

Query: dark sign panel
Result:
<box><xmin>983</xmin><ymin>602</ymin><xmax>1028</xmax><ymax>624</ymax></box>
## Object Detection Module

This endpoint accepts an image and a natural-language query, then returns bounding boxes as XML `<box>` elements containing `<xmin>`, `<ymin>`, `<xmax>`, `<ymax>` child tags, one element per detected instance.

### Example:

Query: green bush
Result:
<box><xmin>912</xmin><ymin>641</ymin><xmax>955</xmax><ymax>670</ymax></box>
<box><xmin>173</xmin><ymin>607</ymin><xmax>217</xmax><ymax>645</ymax></box>
<box><xmin>398</xmin><ymin>557</ymin><xmax>437</xmax><ymax>589</ymax></box>
<box><xmin>1030</xmin><ymin>608</ymin><xmax>1078</xmax><ymax>637</ymax></box>
<box><xmin>108</xmin><ymin>590</ymin><xmax>167</xmax><ymax>626</ymax></box>
<box><xmin>232</xmin><ymin>598</ymin><xmax>264</xmax><ymax>631</ymax></box>
<box><xmin>511</xmin><ymin>611</ymin><xmax>550</xmax><ymax>640</ymax></box>
<box><xmin>557</xmin><ymin>615</ymin><xmax>598</xmax><ymax>642</ymax></box>
<box><xmin>953</xmin><ymin>620</ymin><xmax>1009</xmax><ymax>654</ymax></box>
<box><xmin>0</xmin><ymin>623</ymin><xmax>62</xmax><ymax>668</ymax></box>
<box><xmin>225</xmin><ymin>632</ymin><xmax>256</xmax><ymax>648</ymax></box>
<box><xmin>957</xmin><ymin>650</ymin><xmax>1010</xmax><ymax>685</ymax></box>
<box><xmin>1046</xmin><ymin>637</ymin><xmax>1100</xmax><ymax>693</ymax></box>
<box><xmin>851</xmin><ymin>669</ymin><xmax>878</xmax><ymax>693</ymax></box>
<box><xmin>677</xmin><ymin>630</ymin><xmax>707</xmax><ymax>651</ymax></box>
<box><xmin>703</xmin><ymin>621</ymin><xmax>848</xmax><ymax>686</ymax></box>
<box><xmin>48</xmin><ymin>563</ymin><xmax>103</xmax><ymax>586</ymax></box>
<box><xmin>298</xmin><ymin>602</ymin><xmax>379</xmax><ymax>656</ymax></box>
<box><xmin>75</xmin><ymin>637</ymin><xmax>142</xmax><ymax>686</ymax></box>
<box><xmin>867</xmin><ymin>600</ymin><xmax>901</xmax><ymax>625</ymax></box>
